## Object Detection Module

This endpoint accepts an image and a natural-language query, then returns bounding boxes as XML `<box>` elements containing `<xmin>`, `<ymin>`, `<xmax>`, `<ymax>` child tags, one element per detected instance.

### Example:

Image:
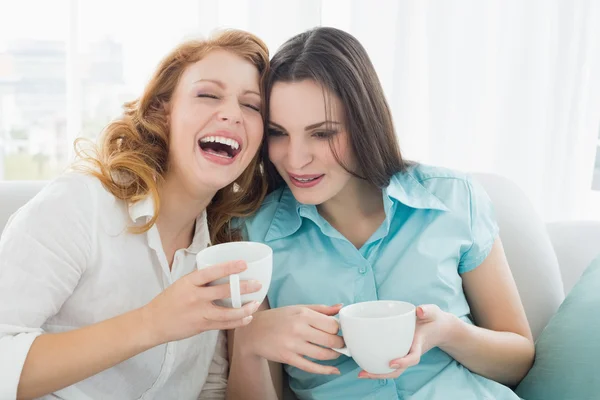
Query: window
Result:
<box><xmin>0</xmin><ymin>1</ymin><xmax>69</xmax><ymax>180</ymax></box>
<box><xmin>0</xmin><ymin>0</ymin><xmax>211</xmax><ymax>180</ymax></box>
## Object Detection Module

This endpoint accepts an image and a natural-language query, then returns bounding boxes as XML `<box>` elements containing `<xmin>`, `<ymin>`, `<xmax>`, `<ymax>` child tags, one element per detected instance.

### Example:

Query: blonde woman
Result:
<box><xmin>0</xmin><ymin>29</ymin><xmax>269</xmax><ymax>400</ymax></box>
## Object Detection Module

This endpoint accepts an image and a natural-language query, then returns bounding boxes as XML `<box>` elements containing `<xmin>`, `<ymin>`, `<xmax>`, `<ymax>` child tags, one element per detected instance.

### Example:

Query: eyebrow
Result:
<box><xmin>304</xmin><ymin>121</ymin><xmax>341</xmax><ymax>131</ymax></box>
<box><xmin>193</xmin><ymin>78</ymin><xmax>260</xmax><ymax>97</ymax></box>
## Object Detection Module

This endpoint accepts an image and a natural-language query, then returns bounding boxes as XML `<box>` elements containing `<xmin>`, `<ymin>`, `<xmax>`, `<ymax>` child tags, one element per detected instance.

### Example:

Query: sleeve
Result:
<box><xmin>0</xmin><ymin>175</ymin><xmax>93</xmax><ymax>399</ymax></box>
<box><xmin>457</xmin><ymin>177</ymin><xmax>500</xmax><ymax>274</ymax></box>
<box><xmin>197</xmin><ymin>330</ymin><xmax>228</xmax><ymax>400</ymax></box>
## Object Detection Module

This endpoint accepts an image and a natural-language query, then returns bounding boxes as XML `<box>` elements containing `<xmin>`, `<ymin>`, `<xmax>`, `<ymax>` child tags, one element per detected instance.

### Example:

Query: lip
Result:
<box><xmin>197</xmin><ymin>129</ymin><xmax>244</xmax><ymax>166</ymax></box>
<box><xmin>287</xmin><ymin>172</ymin><xmax>325</xmax><ymax>188</ymax></box>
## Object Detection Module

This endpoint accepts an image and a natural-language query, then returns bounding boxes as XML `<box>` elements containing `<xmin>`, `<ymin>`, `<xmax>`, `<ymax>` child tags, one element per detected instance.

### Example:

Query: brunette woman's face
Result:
<box><xmin>267</xmin><ymin>79</ymin><xmax>358</xmax><ymax>205</ymax></box>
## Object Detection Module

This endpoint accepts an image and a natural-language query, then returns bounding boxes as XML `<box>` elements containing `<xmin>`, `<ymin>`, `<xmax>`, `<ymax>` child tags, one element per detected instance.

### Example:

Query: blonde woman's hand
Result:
<box><xmin>141</xmin><ymin>260</ymin><xmax>262</xmax><ymax>346</ymax></box>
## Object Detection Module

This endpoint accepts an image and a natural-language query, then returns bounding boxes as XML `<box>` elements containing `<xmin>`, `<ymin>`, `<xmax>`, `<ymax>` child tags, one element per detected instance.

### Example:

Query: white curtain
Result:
<box><xmin>381</xmin><ymin>0</ymin><xmax>600</xmax><ymax>222</ymax></box>
<box><xmin>3</xmin><ymin>0</ymin><xmax>600</xmax><ymax>221</ymax></box>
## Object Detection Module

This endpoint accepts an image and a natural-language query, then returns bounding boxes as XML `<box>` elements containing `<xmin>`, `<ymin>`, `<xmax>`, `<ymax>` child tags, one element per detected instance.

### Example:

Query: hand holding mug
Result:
<box><xmin>141</xmin><ymin>260</ymin><xmax>262</xmax><ymax>346</ymax></box>
<box><xmin>196</xmin><ymin>241</ymin><xmax>272</xmax><ymax>308</ymax></box>
<box><xmin>358</xmin><ymin>304</ymin><xmax>455</xmax><ymax>379</ymax></box>
<box><xmin>331</xmin><ymin>301</ymin><xmax>416</xmax><ymax>376</ymax></box>
<box><xmin>234</xmin><ymin>304</ymin><xmax>345</xmax><ymax>375</ymax></box>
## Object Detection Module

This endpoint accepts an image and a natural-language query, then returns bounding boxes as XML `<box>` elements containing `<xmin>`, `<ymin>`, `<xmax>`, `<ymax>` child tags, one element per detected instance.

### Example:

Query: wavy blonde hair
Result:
<box><xmin>73</xmin><ymin>30</ymin><xmax>269</xmax><ymax>244</ymax></box>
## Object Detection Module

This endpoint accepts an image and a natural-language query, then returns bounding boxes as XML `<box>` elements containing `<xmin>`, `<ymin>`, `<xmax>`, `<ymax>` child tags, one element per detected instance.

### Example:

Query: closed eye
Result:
<box><xmin>197</xmin><ymin>93</ymin><xmax>218</xmax><ymax>99</ymax></box>
<box><xmin>243</xmin><ymin>103</ymin><xmax>261</xmax><ymax>112</ymax></box>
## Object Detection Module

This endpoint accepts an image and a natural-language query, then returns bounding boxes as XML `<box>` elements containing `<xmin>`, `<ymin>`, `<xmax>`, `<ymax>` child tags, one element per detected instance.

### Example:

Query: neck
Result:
<box><xmin>156</xmin><ymin>174</ymin><xmax>216</xmax><ymax>251</ymax></box>
<box><xmin>317</xmin><ymin>177</ymin><xmax>385</xmax><ymax>246</ymax></box>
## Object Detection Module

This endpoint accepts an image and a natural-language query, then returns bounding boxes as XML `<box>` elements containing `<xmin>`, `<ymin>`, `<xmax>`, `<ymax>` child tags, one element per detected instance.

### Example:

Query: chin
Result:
<box><xmin>288</xmin><ymin>189</ymin><xmax>327</xmax><ymax>206</ymax></box>
<box><xmin>209</xmin><ymin>176</ymin><xmax>238</xmax><ymax>191</ymax></box>
<box><xmin>188</xmin><ymin>172</ymin><xmax>233</xmax><ymax>193</ymax></box>
<box><xmin>195</xmin><ymin>163</ymin><xmax>246</xmax><ymax>190</ymax></box>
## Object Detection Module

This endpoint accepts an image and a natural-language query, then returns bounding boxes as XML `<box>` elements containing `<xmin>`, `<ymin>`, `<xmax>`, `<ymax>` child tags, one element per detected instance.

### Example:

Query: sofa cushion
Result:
<box><xmin>515</xmin><ymin>254</ymin><xmax>600</xmax><ymax>400</ymax></box>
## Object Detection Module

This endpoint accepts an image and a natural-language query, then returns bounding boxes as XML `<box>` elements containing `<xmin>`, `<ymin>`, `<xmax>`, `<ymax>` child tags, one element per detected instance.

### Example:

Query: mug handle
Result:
<box><xmin>229</xmin><ymin>274</ymin><xmax>242</xmax><ymax>309</ymax></box>
<box><xmin>331</xmin><ymin>315</ymin><xmax>351</xmax><ymax>357</ymax></box>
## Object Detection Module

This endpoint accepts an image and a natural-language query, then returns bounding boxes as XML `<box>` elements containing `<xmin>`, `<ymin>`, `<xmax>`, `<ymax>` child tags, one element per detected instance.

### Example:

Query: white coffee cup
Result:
<box><xmin>196</xmin><ymin>241</ymin><xmax>272</xmax><ymax>308</ymax></box>
<box><xmin>333</xmin><ymin>300</ymin><xmax>416</xmax><ymax>374</ymax></box>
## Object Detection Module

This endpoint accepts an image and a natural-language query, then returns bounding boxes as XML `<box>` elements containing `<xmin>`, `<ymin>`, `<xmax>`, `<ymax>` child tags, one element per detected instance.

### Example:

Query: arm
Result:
<box><xmin>440</xmin><ymin>238</ymin><xmax>535</xmax><ymax>386</ymax></box>
<box><xmin>0</xmin><ymin>177</ymin><xmax>98</xmax><ymax>399</ymax></box>
<box><xmin>226</xmin><ymin>300</ymin><xmax>282</xmax><ymax>400</ymax></box>
<box><xmin>440</xmin><ymin>178</ymin><xmax>534</xmax><ymax>385</ymax></box>
<box><xmin>226</xmin><ymin>301</ymin><xmax>344</xmax><ymax>400</ymax></box>
<box><xmin>361</xmin><ymin>239</ymin><xmax>534</xmax><ymax>387</ymax></box>
<box><xmin>0</xmin><ymin>177</ymin><xmax>260</xmax><ymax>399</ymax></box>
<box><xmin>16</xmin><ymin>308</ymin><xmax>154</xmax><ymax>399</ymax></box>
<box><xmin>15</xmin><ymin>263</ymin><xmax>259</xmax><ymax>400</ymax></box>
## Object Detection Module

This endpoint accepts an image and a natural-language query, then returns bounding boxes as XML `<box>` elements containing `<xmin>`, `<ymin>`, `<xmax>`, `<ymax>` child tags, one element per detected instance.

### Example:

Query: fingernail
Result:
<box><xmin>391</xmin><ymin>363</ymin><xmax>400</xmax><ymax>369</ymax></box>
<box><xmin>332</xmin><ymin>369</ymin><xmax>341</xmax><ymax>375</ymax></box>
<box><xmin>334</xmin><ymin>303</ymin><xmax>344</xmax><ymax>307</ymax></box>
<box><xmin>243</xmin><ymin>315</ymin><xmax>253</xmax><ymax>323</ymax></box>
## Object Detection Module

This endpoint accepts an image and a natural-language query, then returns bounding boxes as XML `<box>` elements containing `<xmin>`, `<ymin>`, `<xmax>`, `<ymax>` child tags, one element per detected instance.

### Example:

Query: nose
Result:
<box><xmin>286</xmin><ymin>136</ymin><xmax>313</xmax><ymax>170</ymax></box>
<box><xmin>217</xmin><ymin>98</ymin><xmax>242</xmax><ymax>125</ymax></box>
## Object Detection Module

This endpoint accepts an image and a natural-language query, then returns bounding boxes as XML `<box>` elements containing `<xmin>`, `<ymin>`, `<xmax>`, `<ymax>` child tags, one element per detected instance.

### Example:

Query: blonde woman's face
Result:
<box><xmin>168</xmin><ymin>49</ymin><xmax>263</xmax><ymax>194</ymax></box>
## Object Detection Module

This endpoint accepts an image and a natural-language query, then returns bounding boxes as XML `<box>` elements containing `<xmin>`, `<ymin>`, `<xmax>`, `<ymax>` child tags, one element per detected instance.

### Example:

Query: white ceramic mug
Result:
<box><xmin>333</xmin><ymin>300</ymin><xmax>416</xmax><ymax>374</ymax></box>
<box><xmin>196</xmin><ymin>241</ymin><xmax>272</xmax><ymax>308</ymax></box>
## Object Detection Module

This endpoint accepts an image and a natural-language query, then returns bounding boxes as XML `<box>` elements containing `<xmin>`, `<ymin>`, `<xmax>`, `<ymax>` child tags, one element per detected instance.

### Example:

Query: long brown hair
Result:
<box><xmin>74</xmin><ymin>29</ymin><xmax>269</xmax><ymax>244</ymax></box>
<box><xmin>265</xmin><ymin>27</ymin><xmax>406</xmax><ymax>192</ymax></box>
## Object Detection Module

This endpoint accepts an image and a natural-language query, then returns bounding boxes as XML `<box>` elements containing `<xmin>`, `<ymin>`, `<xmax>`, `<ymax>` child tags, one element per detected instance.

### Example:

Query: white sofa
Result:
<box><xmin>1</xmin><ymin>174</ymin><xmax>600</xmax><ymax>397</ymax></box>
<box><xmin>469</xmin><ymin>173</ymin><xmax>600</xmax><ymax>339</ymax></box>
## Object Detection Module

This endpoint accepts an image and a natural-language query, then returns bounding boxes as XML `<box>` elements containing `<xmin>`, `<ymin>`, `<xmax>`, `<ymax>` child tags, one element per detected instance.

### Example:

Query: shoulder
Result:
<box><xmin>41</xmin><ymin>172</ymin><xmax>122</xmax><ymax>211</ymax></box>
<box><xmin>389</xmin><ymin>163</ymin><xmax>495</xmax><ymax>222</ymax></box>
<box><xmin>17</xmin><ymin>172</ymin><xmax>95</xmax><ymax>215</ymax></box>
<box><xmin>4</xmin><ymin>172</ymin><xmax>120</xmax><ymax>234</ymax></box>
<box><xmin>406</xmin><ymin>163</ymin><xmax>471</xmax><ymax>189</ymax></box>
<box><xmin>403</xmin><ymin>163</ymin><xmax>481</xmax><ymax>209</ymax></box>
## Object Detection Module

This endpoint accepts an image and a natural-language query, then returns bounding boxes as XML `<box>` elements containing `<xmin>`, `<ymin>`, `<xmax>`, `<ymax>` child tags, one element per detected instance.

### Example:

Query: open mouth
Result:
<box><xmin>288</xmin><ymin>173</ymin><xmax>325</xmax><ymax>188</ymax></box>
<box><xmin>198</xmin><ymin>136</ymin><xmax>242</xmax><ymax>159</ymax></box>
<box><xmin>292</xmin><ymin>176</ymin><xmax>321</xmax><ymax>182</ymax></box>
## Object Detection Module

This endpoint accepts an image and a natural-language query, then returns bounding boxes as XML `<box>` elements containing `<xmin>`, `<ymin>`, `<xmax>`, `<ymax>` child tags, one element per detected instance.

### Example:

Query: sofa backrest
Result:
<box><xmin>0</xmin><ymin>181</ymin><xmax>48</xmax><ymax>235</ymax></box>
<box><xmin>472</xmin><ymin>173</ymin><xmax>565</xmax><ymax>339</ymax></box>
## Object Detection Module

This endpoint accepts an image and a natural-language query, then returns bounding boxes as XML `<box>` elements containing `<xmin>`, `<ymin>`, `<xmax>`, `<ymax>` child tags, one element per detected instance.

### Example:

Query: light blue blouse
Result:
<box><xmin>243</xmin><ymin>164</ymin><xmax>521</xmax><ymax>400</ymax></box>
